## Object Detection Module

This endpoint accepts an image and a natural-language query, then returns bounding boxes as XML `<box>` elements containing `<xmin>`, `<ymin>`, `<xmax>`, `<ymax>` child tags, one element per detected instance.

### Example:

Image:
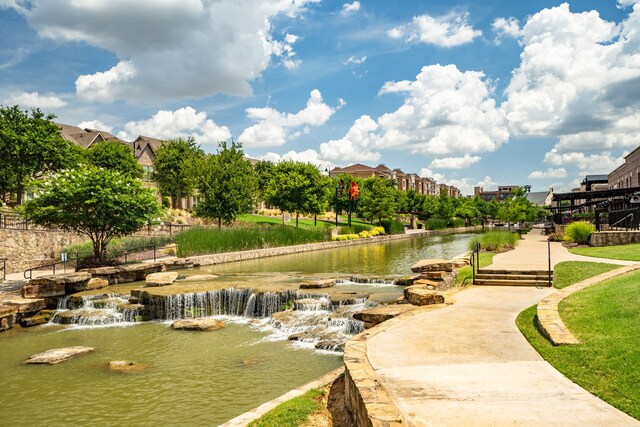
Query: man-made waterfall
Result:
<box><xmin>51</xmin><ymin>294</ymin><xmax>143</xmax><ymax>326</ymax></box>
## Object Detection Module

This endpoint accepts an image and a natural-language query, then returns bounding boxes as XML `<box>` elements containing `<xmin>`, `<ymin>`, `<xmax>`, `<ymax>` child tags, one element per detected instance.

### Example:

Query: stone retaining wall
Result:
<box><xmin>188</xmin><ymin>226</ymin><xmax>482</xmax><ymax>267</ymax></box>
<box><xmin>589</xmin><ymin>231</ymin><xmax>640</xmax><ymax>247</ymax></box>
<box><xmin>0</xmin><ymin>229</ymin><xmax>88</xmax><ymax>274</ymax></box>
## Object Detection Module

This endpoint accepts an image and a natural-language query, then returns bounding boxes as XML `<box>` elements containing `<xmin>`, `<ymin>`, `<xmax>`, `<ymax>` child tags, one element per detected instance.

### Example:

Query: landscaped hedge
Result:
<box><xmin>565</xmin><ymin>221</ymin><xmax>595</xmax><ymax>245</ymax></box>
<box><xmin>381</xmin><ymin>219</ymin><xmax>405</xmax><ymax>235</ymax></box>
<box><xmin>425</xmin><ymin>218</ymin><xmax>447</xmax><ymax>230</ymax></box>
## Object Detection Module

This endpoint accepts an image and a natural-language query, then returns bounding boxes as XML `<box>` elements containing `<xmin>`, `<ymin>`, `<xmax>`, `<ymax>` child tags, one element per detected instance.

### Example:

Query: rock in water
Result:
<box><xmin>170</xmin><ymin>318</ymin><xmax>225</xmax><ymax>331</ymax></box>
<box><xmin>145</xmin><ymin>272</ymin><xmax>179</xmax><ymax>287</ymax></box>
<box><xmin>299</xmin><ymin>279</ymin><xmax>336</xmax><ymax>289</ymax></box>
<box><xmin>108</xmin><ymin>360</ymin><xmax>150</xmax><ymax>373</ymax></box>
<box><xmin>24</xmin><ymin>346</ymin><xmax>95</xmax><ymax>365</ymax></box>
<box><xmin>410</xmin><ymin>259</ymin><xmax>454</xmax><ymax>273</ymax></box>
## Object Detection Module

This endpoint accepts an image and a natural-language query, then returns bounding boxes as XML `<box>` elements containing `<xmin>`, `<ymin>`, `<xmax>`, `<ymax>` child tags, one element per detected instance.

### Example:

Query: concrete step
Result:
<box><xmin>478</xmin><ymin>269</ymin><xmax>552</xmax><ymax>276</ymax></box>
<box><xmin>476</xmin><ymin>274</ymin><xmax>551</xmax><ymax>281</ymax></box>
<box><xmin>474</xmin><ymin>278</ymin><xmax>552</xmax><ymax>287</ymax></box>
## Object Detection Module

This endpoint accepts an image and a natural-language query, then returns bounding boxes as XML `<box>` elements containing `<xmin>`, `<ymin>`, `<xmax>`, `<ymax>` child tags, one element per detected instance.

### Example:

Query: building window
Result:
<box><xmin>143</xmin><ymin>165</ymin><xmax>154</xmax><ymax>182</ymax></box>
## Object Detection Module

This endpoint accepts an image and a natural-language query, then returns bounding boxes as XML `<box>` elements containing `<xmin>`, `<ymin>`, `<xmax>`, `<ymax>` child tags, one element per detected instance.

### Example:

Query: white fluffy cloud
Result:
<box><xmin>260</xmin><ymin>148</ymin><xmax>326</xmax><ymax>165</ymax></box>
<box><xmin>527</xmin><ymin>168</ymin><xmax>567</xmax><ymax>179</ymax></box>
<box><xmin>417</xmin><ymin>169</ymin><xmax>496</xmax><ymax>196</ymax></box>
<box><xmin>430</xmin><ymin>154</ymin><xmax>481</xmax><ymax>169</ymax></box>
<box><xmin>77</xmin><ymin>120</ymin><xmax>113</xmax><ymax>133</ymax></box>
<box><xmin>10</xmin><ymin>0</ymin><xmax>317</xmax><ymax>102</ymax></box>
<box><xmin>239</xmin><ymin>89</ymin><xmax>335</xmax><ymax>148</ymax></box>
<box><xmin>544</xmin><ymin>149</ymin><xmax>623</xmax><ymax>174</ymax></box>
<box><xmin>491</xmin><ymin>17</ymin><xmax>522</xmax><ymax>40</ymax></box>
<box><xmin>341</xmin><ymin>1</ymin><xmax>360</xmax><ymax>16</ymax></box>
<box><xmin>320</xmin><ymin>115</ymin><xmax>381</xmax><ymax>163</ymax></box>
<box><xmin>118</xmin><ymin>106</ymin><xmax>231</xmax><ymax>145</ymax></box>
<box><xmin>388</xmin><ymin>12</ymin><xmax>482</xmax><ymax>47</ymax></box>
<box><xmin>3</xmin><ymin>91</ymin><xmax>67</xmax><ymax>109</ymax></box>
<box><xmin>377</xmin><ymin>64</ymin><xmax>508</xmax><ymax>156</ymax></box>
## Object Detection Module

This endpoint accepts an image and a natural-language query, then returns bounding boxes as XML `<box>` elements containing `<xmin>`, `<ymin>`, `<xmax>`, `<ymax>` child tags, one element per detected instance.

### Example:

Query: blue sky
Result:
<box><xmin>1</xmin><ymin>0</ymin><xmax>639</xmax><ymax>195</ymax></box>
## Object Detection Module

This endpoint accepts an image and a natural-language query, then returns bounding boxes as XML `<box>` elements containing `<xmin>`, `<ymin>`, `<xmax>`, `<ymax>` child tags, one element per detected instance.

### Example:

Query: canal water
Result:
<box><xmin>0</xmin><ymin>232</ymin><xmax>476</xmax><ymax>426</ymax></box>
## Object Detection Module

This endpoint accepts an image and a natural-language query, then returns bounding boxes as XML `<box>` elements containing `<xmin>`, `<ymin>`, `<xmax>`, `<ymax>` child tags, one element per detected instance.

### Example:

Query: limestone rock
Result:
<box><xmin>170</xmin><ymin>318</ymin><xmax>225</xmax><ymax>331</ymax></box>
<box><xmin>411</xmin><ymin>259</ymin><xmax>454</xmax><ymax>273</ymax></box>
<box><xmin>20</xmin><ymin>310</ymin><xmax>55</xmax><ymax>327</ymax></box>
<box><xmin>145</xmin><ymin>272</ymin><xmax>179</xmax><ymax>287</ymax></box>
<box><xmin>394</xmin><ymin>276</ymin><xmax>420</xmax><ymax>286</ymax></box>
<box><xmin>354</xmin><ymin>304</ymin><xmax>417</xmax><ymax>326</ymax></box>
<box><xmin>3</xmin><ymin>298</ymin><xmax>46</xmax><ymax>314</ymax></box>
<box><xmin>413</xmin><ymin>279</ymin><xmax>440</xmax><ymax>290</ymax></box>
<box><xmin>178</xmin><ymin>274</ymin><xmax>218</xmax><ymax>282</ymax></box>
<box><xmin>163</xmin><ymin>259</ymin><xmax>194</xmax><ymax>271</ymax></box>
<box><xmin>81</xmin><ymin>267</ymin><xmax>120</xmax><ymax>284</ymax></box>
<box><xmin>299</xmin><ymin>279</ymin><xmax>336</xmax><ymax>289</ymax></box>
<box><xmin>24</xmin><ymin>346</ymin><xmax>95</xmax><ymax>364</ymax></box>
<box><xmin>452</xmin><ymin>258</ymin><xmax>470</xmax><ymax>268</ymax></box>
<box><xmin>67</xmin><ymin>276</ymin><xmax>109</xmax><ymax>293</ymax></box>
<box><xmin>404</xmin><ymin>287</ymin><xmax>445</xmax><ymax>306</ymax></box>
<box><xmin>0</xmin><ymin>305</ymin><xmax>18</xmax><ymax>331</ymax></box>
<box><xmin>108</xmin><ymin>360</ymin><xmax>150</xmax><ymax>373</ymax></box>
<box><xmin>86</xmin><ymin>278</ymin><xmax>109</xmax><ymax>290</ymax></box>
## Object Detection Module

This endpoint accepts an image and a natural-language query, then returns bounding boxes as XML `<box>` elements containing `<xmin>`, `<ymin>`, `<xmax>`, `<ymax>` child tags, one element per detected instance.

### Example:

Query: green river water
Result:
<box><xmin>0</xmin><ymin>232</ymin><xmax>475</xmax><ymax>426</ymax></box>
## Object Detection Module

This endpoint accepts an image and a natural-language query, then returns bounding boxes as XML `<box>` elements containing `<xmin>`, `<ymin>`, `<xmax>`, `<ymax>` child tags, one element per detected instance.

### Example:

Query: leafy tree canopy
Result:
<box><xmin>359</xmin><ymin>177</ymin><xmax>398</xmax><ymax>225</ymax></box>
<box><xmin>195</xmin><ymin>141</ymin><xmax>256</xmax><ymax>228</ymax></box>
<box><xmin>153</xmin><ymin>137</ymin><xmax>204</xmax><ymax>208</ymax></box>
<box><xmin>0</xmin><ymin>105</ymin><xmax>81</xmax><ymax>204</ymax></box>
<box><xmin>86</xmin><ymin>140</ymin><xmax>143</xmax><ymax>179</ymax></box>
<box><xmin>21</xmin><ymin>165</ymin><xmax>162</xmax><ymax>261</ymax></box>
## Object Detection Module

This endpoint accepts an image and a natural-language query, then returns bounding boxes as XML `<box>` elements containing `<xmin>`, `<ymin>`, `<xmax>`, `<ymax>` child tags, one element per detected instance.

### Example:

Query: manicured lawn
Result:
<box><xmin>552</xmin><ymin>261</ymin><xmax>619</xmax><ymax>289</ymax></box>
<box><xmin>457</xmin><ymin>252</ymin><xmax>494</xmax><ymax>285</ymax></box>
<box><xmin>517</xmin><ymin>269</ymin><xmax>640</xmax><ymax>420</ymax></box>
<box><xmin>248</xmin><ymin>388</ymin><xmax>326</xmax><ymax>427</ymax></box>
<box><xmin>569</xmin><ymin>243</ymin><xmax>640</xmax><ymax>261</ymax></box>
<box><xmin>239</xmin><ymin>213</ymin><xmax>372</xmax><ymax>229</ymax></box>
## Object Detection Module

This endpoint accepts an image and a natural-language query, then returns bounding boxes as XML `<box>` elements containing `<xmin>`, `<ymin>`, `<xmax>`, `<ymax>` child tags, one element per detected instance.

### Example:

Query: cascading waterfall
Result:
<box><xmin>50</xmin><ymin>293</ymin><xmax>142</xmax><ymax>326</ymax></box>
<box><xmin>336</xmin><ymin>277</ymin><xmax>397</xmax><ymax>286</ymax></box>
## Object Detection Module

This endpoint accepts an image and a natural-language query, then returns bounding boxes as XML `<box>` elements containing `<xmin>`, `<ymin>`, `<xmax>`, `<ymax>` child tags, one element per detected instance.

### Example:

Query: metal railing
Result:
<box><xmin>1</xmin><ymin>258</ymin><xmax>6</xmax><ymax>282</ymax></box>
<box><xmin>470</xmin><ymin>242</ymin><xmax>480</xmax><ymax>285</ymax></box>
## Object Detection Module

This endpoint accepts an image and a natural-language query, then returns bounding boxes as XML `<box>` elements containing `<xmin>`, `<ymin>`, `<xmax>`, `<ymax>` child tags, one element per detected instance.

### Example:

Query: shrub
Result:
<box><xmin>370</xmin><ymin>226</ymin><xmax>385</xmax><ymax>236</ymax></box>
<box><xmin>565</xmin><ymin>221</ymin><xmax>595</xmax><ymax>245</ymax></box>
<box><xmin>448</xmin><ymin>218</ymin><xmax>465</xmax><ymax>228</ymax></box>
<box><xmin>358</xmin><ymin>230</ymin><xmax>372</xmax><ymax>238</ymax></box>
<box><xmin>469</xmin><ymin>231</ymin><xmax>519</xmax><ymax>252</ymax></box>
<box><xmin>380</xmin><ymin>219</ymin><xmax>405</xmax><ymax>235</ymax></box>
<box><xmin>331</xmin><ymin>233</ymin><xmax>359</xmax><ymax>241</ymax></box>
<box><xmin>339</xmin><ymin>224</ymin><xmax>372</xmax><ymax>235</ymax></box>
<box><xmin>547</xmin><ymin>232</ymin><xmax>564</xmax><ymax>242</ymax></box>
<box><xmin>425</xmin><ymin>218</ymin><xmax>447</xmax><ymax>230</ymax></box>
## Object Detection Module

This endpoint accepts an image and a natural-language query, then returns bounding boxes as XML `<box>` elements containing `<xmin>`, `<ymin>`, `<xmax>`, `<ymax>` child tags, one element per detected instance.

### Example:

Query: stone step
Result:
<box><xmin>476</xmin><ymin>274</ymin><xmax>551</xmax><ymax>281</ymax></box>
<box><xmin>478</xmin><ymin>269</ymin><xmax>552</xmax><ymax>276</ymax></box>
<box><xmin>474</xmin><ymin>278</ymin><xmax>552</xmax><ymax>287</ymax></box>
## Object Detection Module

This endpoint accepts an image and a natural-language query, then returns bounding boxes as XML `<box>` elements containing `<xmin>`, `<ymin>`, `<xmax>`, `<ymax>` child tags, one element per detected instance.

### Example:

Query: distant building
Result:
<box><xmin>329</xmin><ymin>163</ymin><xmax>458</xmax><ymax>197</ymax></box>
<box><xmin>609</xmin><ymin>147</ymin><xmax>640</xmax><ymax>189</ymax></box>
<box><xmin>474</xmin><ymin>185</ymin><xmax>520</xmax><ymax>201</ymax></box>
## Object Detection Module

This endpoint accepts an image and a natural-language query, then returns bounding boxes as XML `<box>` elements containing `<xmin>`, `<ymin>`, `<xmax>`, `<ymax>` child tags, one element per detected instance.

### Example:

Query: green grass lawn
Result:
<box><xmin>248</xmin><ymin>388</ymin><xmax>325</xmax><ymax>427</ymax></box>
<box><xmin>569</xmin><ymin>243</ymin><xmax>640</xmax><ymax>261</ymax></box>
<box><xmin>552</xmin><ymin>261</ymin><xmax>619</xmax><ymax>289</ymax></box>
<box><xmin>239</xmin><ymin>213</ymin><xmax>372</xmax><ymax>229</ymax></box>
<box><xmin>517</xmin><ymin>269</ymin><xmax>640</xmax><ymax>420</ymax></box>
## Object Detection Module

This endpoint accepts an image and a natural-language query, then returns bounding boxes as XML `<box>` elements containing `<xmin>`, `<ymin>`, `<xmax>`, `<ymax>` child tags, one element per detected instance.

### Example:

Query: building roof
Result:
<box><xmin>57</xmin><ymin>123</ymin><xmax>126</xmax><ymax>149</ymax></box>
<box><xmin>582</xmin><ymin>175</ymin><xmax>608</xmax><ymax>184</ymax></box>
<box><xmin>526</xmin><ymin>191</ymin><xmax>551</xmax><ymax>206</ymax></box>
<box><xmin>132</xmin><ymin>135</ymin><xmax>165</xmax><ymax>158</ymax></box>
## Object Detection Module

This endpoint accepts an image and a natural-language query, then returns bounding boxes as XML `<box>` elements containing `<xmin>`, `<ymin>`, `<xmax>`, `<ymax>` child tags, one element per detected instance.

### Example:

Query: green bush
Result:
<box><xmin>339</xmin><ymin>224</ymin><xmax>372</xmax><ymax>235</ymax></box>
<box><xmin>425</xmin><ymin>218</ymin><xmax>447</xmax><ymax>230</ymax></box>
<box><xmin>65</xmin><ymin>235</ymin><xmax>175</xmax><ymax>259</ymax></box>
<box><xmin>565</xmin><ymin>221</ymin><xmax>595</xmax><ymax>245</ymax></box>
<box><xmin>448</xmin><ymin>218</ymin><xmax>465</xmax><ymax>228</ymax></box>
<box><xmin>469</xmin><ymin>231</ymin><xmax>519</xmax><ymax>252</ymax></box>
<box><xmin>176</xmin><ymin>225</ymin><xmax>330</xmax><ymax>257</ymax></box>
<box><xmin>380</xmin><ymin>219</ymin><xmax>405</xmax><ymax>235</ymax></box>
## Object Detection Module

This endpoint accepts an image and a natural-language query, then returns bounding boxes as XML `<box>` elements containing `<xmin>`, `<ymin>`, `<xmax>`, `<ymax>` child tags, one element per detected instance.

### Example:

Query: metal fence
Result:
<box><xmin>595</xmin><ymin>208</ymin><xmax>640</xmax><ymax>231</ymax></box>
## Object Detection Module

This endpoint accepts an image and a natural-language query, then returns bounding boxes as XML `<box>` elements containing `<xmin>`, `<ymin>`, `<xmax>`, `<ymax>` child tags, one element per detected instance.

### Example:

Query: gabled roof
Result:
<box><xmin>132</xmin><ymin>135</ymin><xmax>165</xmax><ymax>158</ymax></box>
<box><xmin>57</xmin><ymin>122</ymin><xmax>127</xmax><ymax>149</ymax></box>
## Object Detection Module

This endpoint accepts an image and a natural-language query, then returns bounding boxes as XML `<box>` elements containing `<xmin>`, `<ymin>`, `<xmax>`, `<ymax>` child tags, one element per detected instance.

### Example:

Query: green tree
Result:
<box><xmin>454</xmin><ymin>197</ymin><xmax>480</xmax><ymax>226</ymax></box>
<box><xmin>254</xmin><ymin>160</ymin><xmax>275</xmax><ymax>206</ymax></box>
<box><xmin>359</xmin><ymin>177</ymin><xmax>398</xmax><ymax>224</ymax></box>
<box><xmin>195</xmin><ymin>141</ymin><xmax>256</xmax><ymax>228</ymax></box>
<box><xmin>265</xmin><ymin>161</ymin><xmax>331</xmax><ymax>227</ymax></box>
<box><xmin>21</xmin><ymin>165</ymin><xmax>162</xmax><ymax>261</ymax></box>
<box><xmin>0</xmin><ymin>105</ymin><xmax>82</xmax><ymax>204</ymax></box>
<box><xmin>86</xmin><ymin>140</ymin><xmax>143</xmax><ymax>179</ymax></box>
<box><xmin>437</xmin><ymin>188</ymin><xmax>455</xmax><ymax>221</ymax></box>
<box><xmin>498</xmin><ymin>187</ymin><xmax>534</xmax><ymax>229</ymax></box>
<box><xmin>153</xmin><ymin>137</ymin><xmax>204</xmax><ymax>209</ymax></box>
<box><xmin>420</xmin><ymin>195</ymin><xmax>440</xmax><ymax>221</ymax></box>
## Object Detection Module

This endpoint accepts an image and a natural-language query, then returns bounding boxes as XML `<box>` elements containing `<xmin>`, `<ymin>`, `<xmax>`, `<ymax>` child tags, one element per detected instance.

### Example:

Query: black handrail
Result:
<box><xmin>548</xmin><ymin>240</ymin><xmax>552</xmax><ymax>287</ymax></box>
<box><xmin>0</xmin><ymin>258</ymin><xmax>6</xmax><ymax>282</ymax></box>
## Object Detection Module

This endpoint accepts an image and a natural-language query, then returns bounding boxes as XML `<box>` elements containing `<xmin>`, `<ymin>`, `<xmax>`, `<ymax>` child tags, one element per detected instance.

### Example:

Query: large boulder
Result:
<box><xmin>3</xmin><ymin>298</ymin><xmax>46</xmax><ymax>314</ymax></box>
<box><xmin>81</xmin><ymin>267</ymin><xmax>120</xmax><ymax>284</ymax></box>
<box><xmin>0</xmin><ymin>305</ymin><xmax>18</xmax><ymax>331</ymax></box>
<box><xmin>411</xmin><ymin>259</ymin><xmax>454</xmax><ymax>273</ymax></box>
<box><xmin>118</xmin><ymin>263</ymin><xmax>164</xmax><ymax>283</ymax></box>
<box><xmin>21</xmin><ymin>310</ymin><xmax>56</xmax><ymax>327</ymax></box>
<box><xmin>108</xmin><ymin>360</ymin><xmax>150</xmax><ymax>373</ymax></box>
<box><xmin>163</xmin><ymin>259</ymin><xmax>194</xmax><ymax>271</ymax></box>
<box><xmin>145</xmin><ymin>272</ymin><xmax>179</xmax><ymax>287</ymax></box>
<box><xmin>22</xmin><ymin>273</ymin><xmax>94</xmax><ymax>298</ymax></box>
<box><xmin>299</xmin><ymin>279</ymin><xmax>336</xmax><ymax>289</ymax></box>
<box><xmin>67</xmin><ymin>277</ymin><xmax>109</xmax><ymax>293</ymax></box>
<box><xmin>24</xmin><ymin>346</ymin><xmax>95</xmax><ymax>364</ymax></box>
<box><xmin>170</xmin><ymin>318</ymin><xmax>225</xmax><ymax>331</ymax></box>
<box><xmin>354</xmin><ymin>304</ymin><xmax>417</xmax><ymax>327</ymax></box>
<box><xmin>404</xmin><ymin>286</ymin><xmax>445</xmax><ymax>306</ymax></box>
<box><xmin>177</xmin><ymin>274</ymin><xmax>218</xmax><ymax>282</ymax></box>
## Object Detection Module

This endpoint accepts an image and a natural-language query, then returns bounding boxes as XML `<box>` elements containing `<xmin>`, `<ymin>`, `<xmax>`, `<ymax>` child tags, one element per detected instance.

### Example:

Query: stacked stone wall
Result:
<box><xmin>0</xmin><ymin>229</ymin><xmax>88</xmax><ymax>273</ymax></box>
<box><xmin>590</xmin><ymin>231</ymin><xmax>640</xmax><ymax>246</ymax></box>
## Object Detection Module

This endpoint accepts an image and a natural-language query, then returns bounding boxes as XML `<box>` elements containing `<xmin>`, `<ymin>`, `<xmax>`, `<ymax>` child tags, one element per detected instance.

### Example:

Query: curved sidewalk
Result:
<box><xmin>363</xmin><ymin>230</ymin><xmax>639</xmax><ymax>425</ymax></box>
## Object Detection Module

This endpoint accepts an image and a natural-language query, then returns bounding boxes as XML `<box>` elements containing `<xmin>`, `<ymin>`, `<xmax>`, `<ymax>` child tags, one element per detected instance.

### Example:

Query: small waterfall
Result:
<box><xmin>336</xmin><ymin>277</ymin><xmax>397</xmax><ymax>286</ymax></box>
<box><xmin>50</xmin><ymin>294</ymin><xmax>142</xmax><ymax>326</ymax></box>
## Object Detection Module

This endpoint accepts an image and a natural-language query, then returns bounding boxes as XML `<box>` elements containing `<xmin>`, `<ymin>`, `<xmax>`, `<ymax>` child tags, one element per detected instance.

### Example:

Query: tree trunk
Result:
<box><xmin>171</xmin><ymin>197</ymin><xmax>177</xmax><ymax>209</ymax></box>
<box><xmin>218</xmin><ymin>217</ymin><xmax>222</xmax><ymax>229</ymax></box>
<box><xmin>296</xmin><ymin>212</ymin><xmax>299</xmax><ymax>228</ymax></box>
<box><xmin>16</xmin><ymin>182</ymin><xmax>24</xmax><ymax>205</ymax></box>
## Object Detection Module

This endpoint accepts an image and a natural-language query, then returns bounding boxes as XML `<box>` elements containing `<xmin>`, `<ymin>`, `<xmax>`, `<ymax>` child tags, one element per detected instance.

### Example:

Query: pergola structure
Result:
<box><xmin>551</xmin><ymin>186</ymin><xmax>640</xmax><ymax>214</ymax></box>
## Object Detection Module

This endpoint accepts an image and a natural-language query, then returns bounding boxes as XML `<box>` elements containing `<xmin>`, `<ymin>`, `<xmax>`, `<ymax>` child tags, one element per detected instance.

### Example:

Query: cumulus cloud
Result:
<box><xmin>429</xmin><ymin>154</ymin><xmax>481</xmax><ymax>169</ymax></box>
<box><xmin>491</xmin><ymin>17</ymin><xmax>522</xmax><ymax>41</ymax></box>
<box><xmin>417</xmin><ymin>169</ymin><xmax>495</xmax><ymax>196</ymax></box>
<box><xmin>77</xmin><ymin>120</ymin><xmax>113</xmax><ymax>133</ymax></box>
<box><xmin>527</xmin><ymin>168</ymin><xmax>567</xmax><ymax>179</ymax></box>
<box><xmin>118</xmin><ymin>106</ymin><xmax>231</xmax><ymax>145</ymax></box>
<box><xmin>8</xmin><ymin>0</ymin><xmax>317</xmax><ymax>103</ymax></box>
<box><xmin>260</xmin><ymin>148</ymin><xmax>326</xmax><ymax>165</ymax></box>
<box><xmin>377</xmin><ymin>64</ymin><xmax>508</xmax><ymax>156</ymax></box>
<box><xmin>418</xmin><ymin>167</ymin><xmax>445</xmax><ymax>183</ymax></box>
<box><xmin>544</xmin><ymin>149</ymin><xmax>623</xmax><ymax>174</ymax></box>
<box><xmin>3</xmin><ymin>91</ymin><xmax>67</xmax><ymax>109</ymax></box>
<box><xmin>320</xmin><ymin>115</ymin><xmax>381</xmax><ymax>163</ymax></box>
<box><xmin>341</xmin><ymin>1</ymin><xmax>360</xmax><ymax>16</ymax></box>
<box><xmin>388</xmin><ymin>12</ymin><xmax>482</xmax><ymax>47</ymax></box>
<box><xmin>239</xmin><ymin>89</ymin><xmax>335</xmax><ymax>148</ymax></box>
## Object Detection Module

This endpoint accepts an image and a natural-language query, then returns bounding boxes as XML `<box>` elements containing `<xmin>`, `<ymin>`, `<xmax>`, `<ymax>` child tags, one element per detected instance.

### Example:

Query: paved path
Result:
<box><xmin>489</xmin><ymin>228</ymin><xmax>637</xmax><ymax>270</ymax></box>
<box><xmin>364</xmin><ymin>230</ymin><xmax>639</xmax><ymax>426</ymax></box>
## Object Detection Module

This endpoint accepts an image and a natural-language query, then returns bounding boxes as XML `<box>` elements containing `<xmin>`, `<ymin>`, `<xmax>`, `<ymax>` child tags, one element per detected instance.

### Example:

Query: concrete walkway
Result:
<box><xmin>363</xmin><ymin>230</ymin><xmax>639</xmax><ymax>425</ymax></box>
<box><xmin>489</xmin><ymin>228</ymin><xmax>637</xmax><ymax>270</ymax></box>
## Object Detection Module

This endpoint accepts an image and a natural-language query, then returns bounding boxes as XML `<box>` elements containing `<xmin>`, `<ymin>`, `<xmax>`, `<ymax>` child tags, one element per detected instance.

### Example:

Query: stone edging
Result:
<box><xmin>220</xmin><ymin>367</ymin><xmax>344</xmax><ymax>427</ymax></box>
<box><xmin>344</xmin><ymin>306</ymin><xmax>442</xmax><ymax>426</ymax></box>
<box><xmin>536</xmin><ymin>264</ymin><xmax>640</xmax><ymax>345</ymax></box>
<box><xmin>187</xmin><ymin>226</ymin><xmax>482</xmax><ymax>267</ymax></box>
